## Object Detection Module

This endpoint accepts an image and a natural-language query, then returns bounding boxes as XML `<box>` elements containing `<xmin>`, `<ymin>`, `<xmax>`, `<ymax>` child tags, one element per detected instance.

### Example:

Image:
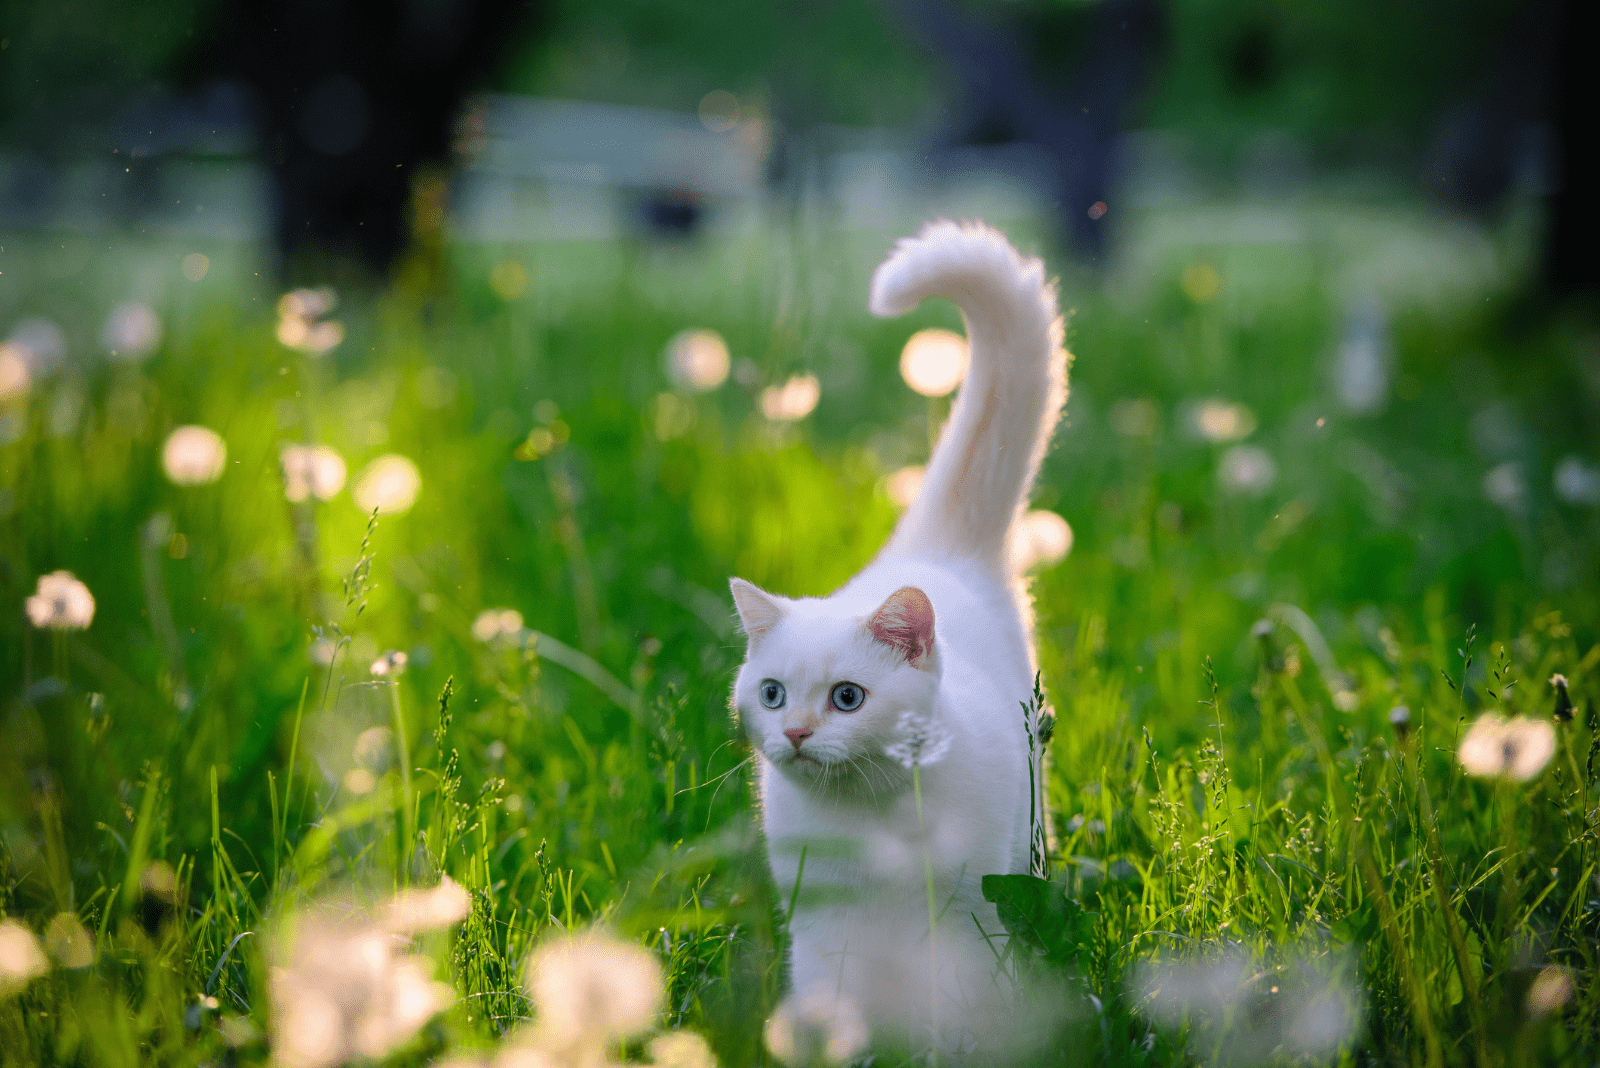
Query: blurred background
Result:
<box><xmin>3</xmin><ymin>2</ymin><xmax>1600</xmax><ymax>1061</ymax></box>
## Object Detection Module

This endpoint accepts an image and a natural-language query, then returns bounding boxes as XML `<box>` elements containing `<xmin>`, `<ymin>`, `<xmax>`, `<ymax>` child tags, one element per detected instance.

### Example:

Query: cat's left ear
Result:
<box><xmin>730</xmin><ymin>578</ymin><xmax>785</xmax><ymax>643</ymax></box>
<box><xmin>866</xmin><ymin>586</ymin><xmax>938</xmax><ymax>670</ymax></box>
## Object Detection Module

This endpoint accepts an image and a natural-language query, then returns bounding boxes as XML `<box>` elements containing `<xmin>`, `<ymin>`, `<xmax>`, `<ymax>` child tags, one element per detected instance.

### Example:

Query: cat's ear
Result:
<box><xmin>866</xmin><ymin>586</ymin><xmax>937</xmax><ymax>669</ymax></box>
<box><xmin>730</xmin><ymin>578</ymin><xmax>785</xmax><ymax>642</ymax></box>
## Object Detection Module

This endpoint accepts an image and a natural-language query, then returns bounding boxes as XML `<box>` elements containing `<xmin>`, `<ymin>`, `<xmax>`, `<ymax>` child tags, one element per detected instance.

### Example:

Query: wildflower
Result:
<box><xmin>898</xmin><ymin>328</ymin><xmax>967</xmax><ymax>398</ymax></box>
<box><xmin>1219</xmin><ymin>444</ymin><xmax>1277</xmax><ymax>495</ymax></box>
<box><xmin>884</xmin><ymin>465</ymin><xmax>924</xmax><ymax>509</ymax></box>
<box><xmin>1189</xmin><ymin>399</ymin><xmax>1255</xmax><ymax>443</ymax></box>
<box><xmin>383</xmin><ymin>875</ymin><xmax>472</xmax><ymax>934</ymax></box>
<box><xmin>353</xmin><ymin>455</ymin><xmax>421</xmax><ymax>515</ymax></box>
<box><xmin>1554</xmin><ymin>456</ymin><xmax>1600</xmax><ymax>505</ymax></box>
<box><xmin>1011</xmin><ymin>510</ymin><xmax>1073</xmax><ymax>570</ymax></box>
<box><xmin>102</xmin><ymin>302</ymin><xmax>162</xmax><ymax>360</ymax></box>
<box><xmin>1457</xmin><ymin>713</ymin><xmax>1556</xmax><ymax>782</ymax></box>
<box><xmin>0</xmin><ymin>343</ymin><xmax>29</xmax><ymax>401</ymax></box>
<box><xmin>525</xmin><ymin>930</ymin><xmax>663</xmax><ymax>1054</ymax></box>
<box><xmin>884</xmin><ymin>709</ymin><xmax>953</xmax><ymax>770</ymax></box>
<box><xmin>1550</xmin><ymin>674</ymin><xmax>1575</xmax><ymax>723</ymax></box>
<box><xmin>44</xmin><ymin>912</ymin><xmax>93</xmax><ymax>968</ymax></box>
<box><xmin>763</xmin><ymin>987</ymin><xmax>869</xmax><ymax>1066</ymax></box>
<box><xmin>370</xmin><ymin>650</ymin><xmax>409</xmax><ymax>678</ymax></box>
<box><xmin>472</xmin><ymin>608</ymin><xmax>524</xmax><ymax>644</ymax></box>
<box><xmin>277</xmin><ymin>288</ymin><xmax>344</xmax><ymax>355</ymax></box>
<box><xmin>649</xmin><ymin>1031</ymin><xmax>718</xmax><ymax>1068</ymax></box>
<box><xmin>26</xmin><ymin>570</ymin><xmax>95</xmax><ymax>630</ymax></box>
<box><xmin>0</xmin><ymin>920</ymin><xmax>49</xmax><ymax>994</ymax></box>
<box><xmin>269</xmin><ymin>912</ymin><xmax>454</xmax><ymax>1068</ymax></box>
<box><xmin>281</xmin><ymin>444</ymin><xmax>348</xmax><ymax>503</ymax></box>
<box><xmin>163</xmin><ymin>425</ymin><xmax>228</xmax><ymax>485</ymax></box>
<box><xmin>759</xmin><ymin>374</ymin><xmax>820</xmax><ymax>422</ymax></box>
<box><xmin>1527</xmin><ymin>965</ymin><xmax>1573</xmax><ymax>1017</ymax></box>
<box><xmin>666</xmin><ymin>329</ymin><xmax>730</xmax><ymax>392</ymax></box>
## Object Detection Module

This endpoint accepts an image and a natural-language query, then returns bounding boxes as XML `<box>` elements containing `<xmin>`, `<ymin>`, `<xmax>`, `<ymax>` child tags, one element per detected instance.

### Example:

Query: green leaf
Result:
<box><xmin>981</xmin><ymin>873</ymin><xmax>1095</xmax><ymax>968</ymax></box>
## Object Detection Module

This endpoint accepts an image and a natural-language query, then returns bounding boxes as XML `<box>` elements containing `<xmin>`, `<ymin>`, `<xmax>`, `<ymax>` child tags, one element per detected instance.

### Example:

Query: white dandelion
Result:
<box><xmin>102</xmin><ymin>302</ymin><xmax>162</xmax><ymax>361</ymax></box>
<box><xmin>759</xmin><ymin>374</ymin><xmax>821</xmax><ymax>422</ymax></box>
<box><xmin>383</xmin><ymin>875</ymin><xmax>472</xmax><ymax>934</ymax></box>
<box><xmin>369</xmin><ymin>650</ymin><xmax>409</xmax><ymax>678</ymax></box>
<box><xmin>44</xmin><ymin>912</ymin><xmax>93</xmax><ymax>969</ymax></box>
<box><xmin>471</xmin><ymin>609</ymin><xmax>524</xmax><ymax>644</ymax></box>
<box><xmin>0</xmin><ymin>343</ymin><xmax>31</xmax><ymax>401</ymax></box>
<box><xmin>277</xmin><ymin>288</ymin><xmax>344</xmax><ymax>356</ymax></box>
<box><xmin>1457</xmin><ymin>713</ymin><xmax>1556</xmax><ymax>782</ymax></box>
<box><xmin>884</xmin><ymin>709</ymin><xmax>953</xmax><ymax>770</ymax></box>
<box><xmin>269</xmin><ymin>911</ymin><xmax>455</xmax><ymax>1068</ymax></box>
<box><xmin>884</xmin><ymin>465</ymin><xmax>924</xmax><ymax>509</ymax></box>
<box><xmin>666</xmin><ymin>329</ymin><xmax>731</xmax><ymax>392</ymax></box>
<box><xmin>898</xmin><ymin>328</ymin><xmax>968</xmax><ymax>398</ymax></box>
<box><xmin>26</xmin><ymin>570</ymin><xmax>95</xmax><ymax>630</ymax></box>
<box><xmin>281</xmin><ymin>444</ymin><xmax>347</xmax><ymax>503</ymax></box>
<box><xmin>649</xmin><ymin>1031</ymin><xmax>718</xmax><ymax>1068</ymax></box>
<box><xmin>525</xmin><ymin>930</ymin><xmax>663</xmax><ymax>1054</ymax></box>
<box><xmin>764</xmin><ymin>987</ymin><xmax>869</xmax><ymax>1067</ymax></box>
<box><xmin>353</xmin><ymin>455</ymin><xmax>420</xmax><ymax>515</ymax></box>
<box><xmin>1527</xmin><ymin>965</ymin><xmax>1573</xmax><ymax>1017</ymax></box>
<box><xmin>163</xmin><ymin>425</ymin><xmax>227</xmax><ymax>485</ymax></box>
<box><xmin>1188</xmin><ymin>399</ymin><xmax>1256</xmax><ymax>443</ymax></box>
<box><xmin>1011</xmin><ymin>509</ymin><xmax>1073</xmax><ymax>570</ymax></box>
<box><xmin>1219</xmin><ymin>445</ymin><xmax>1277</xmax><ymax>495</ymax></box>
<box><xmin>0</xmin><ymin>920</ymin><xmax>49</xmax><ymax>994</ymax></box>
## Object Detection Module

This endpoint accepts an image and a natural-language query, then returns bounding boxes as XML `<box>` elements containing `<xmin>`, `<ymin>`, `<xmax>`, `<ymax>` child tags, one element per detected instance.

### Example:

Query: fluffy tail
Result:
<box><xmin>870</xmin><ymin>221</ymin><xmax>1067</xmax><ymax>566</ymax></box>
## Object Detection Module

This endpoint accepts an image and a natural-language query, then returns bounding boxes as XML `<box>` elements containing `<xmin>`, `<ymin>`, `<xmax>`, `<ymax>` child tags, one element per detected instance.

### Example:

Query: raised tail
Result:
<box><xmin>870</xmin><ymin>221</ymin><xmax>1067</xmax><ymax>566</ymax></box>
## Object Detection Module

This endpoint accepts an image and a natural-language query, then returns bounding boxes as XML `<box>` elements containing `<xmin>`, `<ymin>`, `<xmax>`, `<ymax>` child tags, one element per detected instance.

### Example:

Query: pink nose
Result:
<box><xmin>784</xmin><ymin>727</ymin><xmax>813</xmax><ymax>750</ymax></box>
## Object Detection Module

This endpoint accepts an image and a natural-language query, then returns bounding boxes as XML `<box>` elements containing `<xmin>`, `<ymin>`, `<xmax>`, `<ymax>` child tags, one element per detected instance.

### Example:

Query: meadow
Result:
<box><xmin>1</xmin><ymin>197</ymin><xmax>1598</xmax><ymax>1066</ymax></box>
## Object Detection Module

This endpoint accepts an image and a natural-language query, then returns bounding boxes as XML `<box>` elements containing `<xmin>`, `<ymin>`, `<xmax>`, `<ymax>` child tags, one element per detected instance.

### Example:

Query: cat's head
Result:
<box><xmin>729</xmin><ymin>580</ymin><xmax>941</xmax><ymax>781</ymax></box>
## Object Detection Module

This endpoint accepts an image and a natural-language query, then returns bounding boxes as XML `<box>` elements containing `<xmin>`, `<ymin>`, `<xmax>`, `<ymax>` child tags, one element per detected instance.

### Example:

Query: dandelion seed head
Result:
<box><xmin>1012</xmin><ymin>509</ymin><xmax>1073</xmax><ymax>570</ymax></box>
<box><xmin>525</xmin><ymin>930</ymin><xmax>663</xmax><ymax>1051</ymax></box>
<box><xmin>26</xmin><ymin>570</ymin><xmax>95</xmax><ymax>630</ymax></box>
<box><xmin>353</xmin><ymin>454</ymin><xmax>420</xmax><ymax>515</ymax></box>
<box><xmin>884</xmin><ymin>465</ymin><xmax>924</xmax><ymax>509</ymax></box>
<box><xmin>764</xmin><ymin>987</ymin><xmax>868</xmax><ymax>1066</ymax></box>
<box><xmin>899</xmin><ymin>328</ymin><xmax>968</xmax><ymax>397</ymax></box>
<box><xmin>472</xmin><ymin>608</ymin><xmax>524</xmax><ymax>644</ymax></box>
<box><xmin>102</xmin><ymin>302</ymin><xmax>162</xmax><ymax>360</ymax></box>
<box><xmin>1528</xmin><ymin>965</ymin><xmax>1573</xmax><ymax>1017</ymax></box>
<box><xmin>0</xmin><ymin>343</ymin><xmax>33</xmax><ymax>401</ymax></box>
<box><xmin>0</xmin><ymin>920</ymin><xmax>48</xmax><ymax>993</ymax></box>
<box><xmin>369</xmin><ymin>650</ymin><xmax>408</xmax><ymax>678</ymax></box>
<box><xmin>759</xmin><ymin>374</ymin><xmax>820</xmax><ymax>422</ymax></box>
<box><xmin>281</xmin><ymin>444</ymin><xmax>347</xmax><ymax>503</ymax></box>
<box><xmin>1457</xmin><ymin>713</ymin><xmax>1556</xmax><ymax>782</ymax></box>
<box><xmin>1219</xmin><ymin>444</ymin><xmax>1277</xmax><ymax>495</ymax></box>
<box><xmin>667</xmin><ymin>329</ymin><xmax>731</xmax><ymax>392</ymax></box>
<box><xmin>383</xmin><ymin>875</ymin><xmax>472</xmax><ymax>934</ymax></box>
<box><xmin>163</xmin><ymin>425</ymin><xmax>228</xmax><ymax>485</ymax></box>
<box><xmin>649</xmin><ymin>1031</ymin><xmax>718</xmax><ymax>1068</ymax></box>
<box><xmin>883</xmin><ymin>709</ymin><xmax>952</xmax><ymax>769</ymax></box>
<box><xmin>1189</xmin><ymin>399</ymin><xmax>1256</xmax><ymax>443</ymax></box>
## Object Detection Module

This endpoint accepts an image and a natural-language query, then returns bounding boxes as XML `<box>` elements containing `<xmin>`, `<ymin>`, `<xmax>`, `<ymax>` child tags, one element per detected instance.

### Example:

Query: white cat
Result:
<box><xmin>729</xmin><ymin>221</ymin><xmax>1067</xmax><ymax>1052</ymax></box>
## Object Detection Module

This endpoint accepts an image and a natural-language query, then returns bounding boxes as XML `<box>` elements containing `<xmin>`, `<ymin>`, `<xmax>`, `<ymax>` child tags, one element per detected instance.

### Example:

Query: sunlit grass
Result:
<box><xmin>1</xmin><ymin>206</ymin><xmax>1597</xmax><ymax>1066</ymax></box>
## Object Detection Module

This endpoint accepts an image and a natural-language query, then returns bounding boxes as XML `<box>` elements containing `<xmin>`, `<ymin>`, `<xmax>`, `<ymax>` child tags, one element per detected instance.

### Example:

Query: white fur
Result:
<box><xmin>730</xmin><ymin>222</ymin><xmax>1067</xmax><ymax>1050</ymax></box>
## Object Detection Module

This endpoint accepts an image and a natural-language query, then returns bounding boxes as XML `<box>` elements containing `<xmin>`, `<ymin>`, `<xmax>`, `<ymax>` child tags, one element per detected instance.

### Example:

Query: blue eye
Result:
<box><xmin>759</xmin><ymin>679</ymin><xmax>786</xmax><ymax>709</ymax></box>
<box><xmin>830</xmin><ymin>682</ymin><xmax>865</xmax><ymax>712</ymax></box>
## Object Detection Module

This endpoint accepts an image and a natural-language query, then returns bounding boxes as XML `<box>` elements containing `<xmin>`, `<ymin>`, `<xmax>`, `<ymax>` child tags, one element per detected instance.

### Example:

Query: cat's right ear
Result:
<box><xmin>730</xmin><ymin>578</ymin><xmax>785</xmax><ymax>643</ymax></box>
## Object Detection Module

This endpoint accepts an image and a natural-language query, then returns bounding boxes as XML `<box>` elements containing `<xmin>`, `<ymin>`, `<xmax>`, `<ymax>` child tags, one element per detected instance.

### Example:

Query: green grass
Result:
<box><xmin>1</xmin><ymin>204</ymin><xmax>1598</xmax><ymax>1066</ymax></box>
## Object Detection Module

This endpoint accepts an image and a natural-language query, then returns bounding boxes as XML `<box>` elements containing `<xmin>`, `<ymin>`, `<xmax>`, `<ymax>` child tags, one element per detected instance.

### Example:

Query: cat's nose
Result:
<box><xmin>784</xmin><ymin>727</ymin><xmax>813</xmax><ymax>750</ymax></box>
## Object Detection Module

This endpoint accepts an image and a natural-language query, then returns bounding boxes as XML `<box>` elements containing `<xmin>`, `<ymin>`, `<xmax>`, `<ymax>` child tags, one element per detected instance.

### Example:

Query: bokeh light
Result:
<box><xmin>162</xmin><ymin>425</ymin><xmax>228</xmax><ymax>485</ymax></box>
<box><xmin>898</xmin><ymin>328</ymin><xmax>968</xmax><ymax>397</ymax></box>
<box><xmin>666</xmin><ymin>329</ymin><xmax>731</xmax><ymax>392</ymax></box>
<box><xmin>759</xmin><ymin>373</ymin><xmax>820</xmax><ymax>422</ymax></box>
<box><xmin>353</xmin><ymin>455</ymin><xmax>421</xmax><ymax>515</ymax></box>
<box><xmin>281</xmin><ymin>444</ymin><xmax>348</xmax><ymax>503</ymax></box>
<box><xmin>101</xmin><ymin>302</ymin><xmax>162</xmax><ymax>361</ymax></box>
